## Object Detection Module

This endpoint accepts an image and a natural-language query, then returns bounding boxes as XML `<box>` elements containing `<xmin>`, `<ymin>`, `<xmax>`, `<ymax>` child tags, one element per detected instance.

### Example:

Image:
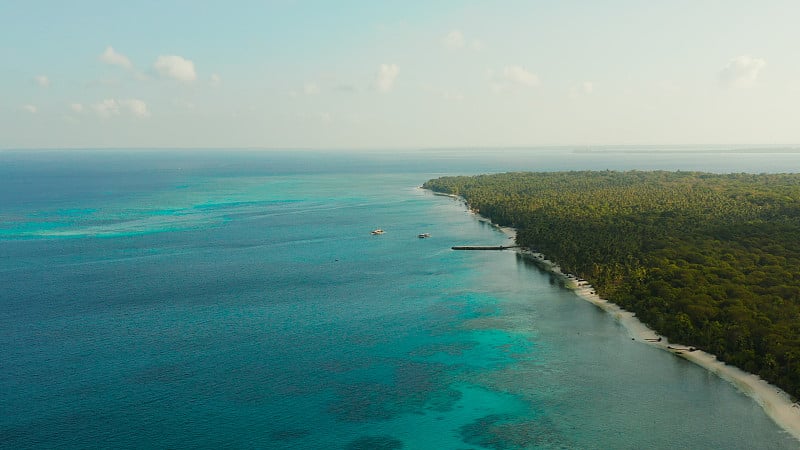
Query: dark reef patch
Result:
<box><xmin>345</xmin><ymin>435</ymin><xmax>404</xmax><ymax>449</ymax></box>
<box><xmin>327</xmin><ymin>360</ymin><xmax>455</xmax><ymax>422</ymax></box>
<box><xmin>268</xmin><ymin>428</ymin><xmax>312</xmax><ymax>441</ymax></box>
<box><xmin>459</xmin><ymin>414</ymin><xmax>571</xmax><ymax>449</ymax></box>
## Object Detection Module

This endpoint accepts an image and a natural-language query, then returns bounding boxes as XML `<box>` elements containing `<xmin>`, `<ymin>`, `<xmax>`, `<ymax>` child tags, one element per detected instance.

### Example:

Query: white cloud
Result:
<box><xmin>122</xmin><ymin>99</ymin><xmax>150</xmax><ymax>117</ymax></box>
<box><xmin>92</xmin><ymin>98</ymin><xmax>150</xmax><ymax>118</ymax></box>
<box><xmin>34</xmin><ymin>75</ymin><xmax>50</xmax><ymax>88</ymax></box>
<box><xmin>442</xmin><ymin>30</ymin><xmax>484</xmax><ymax>52</ymax></box>
<box><xmin>93</xmin><ymin>99</ymin><xmax>120</xmax><ymax>117</ymax></box>
<box><xmin>100</xmin><ymin>46</ymin><xmax>133</xmax><ymax>69</ymax></box>
<box><xmin>376</xmin><ymin>63</ymin><xmax>399</xmax><ymax>92</ymax></box>
<box><xmin>210</xmin><ymin>73</ymin><xmax>221</xmax><ymax>85</ymax></box>
<box><xmin>154</xmin><ymin>55</ymin><xmax>197</xmax><ymax>82</ymax></box>
<box><xmin>569</xmin><ymin>81</ymin><xmax>595</xmax><ymax>99</ymax></box>
<box><xmin>304</xmin><ymin>82</ymin><xmax>320</xmax><ymax>95</ymax></box>
<box><xmin>442</xmin><ymin>91</ymin><xmax>464</xmax><ymax>101</ymax></box>
<box><xmin>22</xmin><ymin>104</ymin><xmax>37</xmax><ymax>114</ymax></box>
<box><xmin>503</xmin><ymin>65</ymin><xmax>540</xmax><ymax>87</ymax></box>
<box><xmin>487</xmin><ymin>66</ymin><xmax>541</xmax><ymax>93</ymax></box>
<box><xmin>719</xmin><ymin>55</ymin><xmax>765</xmax><ymax>88</ymax></box>
<box><xmin>443</xmin><ymin>30</ymin><xmax>465</xmax><ymax>49</ymax></box>
<box><xmin>471</xmin><ymin>40</ymin><xmax>486</xmax><ymax>51</ymax></box>
<box><xmin>70</xmin><ymin>103</ymin><xmax>84</xmax><ymax>113</ymax></box>
<box><xmin>422</xmin><ymin>84</ymin><xmax>464</xmax><ymax>101</ymax></box>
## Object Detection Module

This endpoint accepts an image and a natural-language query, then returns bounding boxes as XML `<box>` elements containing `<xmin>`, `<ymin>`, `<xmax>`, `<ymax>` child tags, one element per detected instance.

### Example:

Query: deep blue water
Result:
<box><xmin>2</xmin><ymin>148</ymin><xmax>800</xmax><ymax>449</ymax></box>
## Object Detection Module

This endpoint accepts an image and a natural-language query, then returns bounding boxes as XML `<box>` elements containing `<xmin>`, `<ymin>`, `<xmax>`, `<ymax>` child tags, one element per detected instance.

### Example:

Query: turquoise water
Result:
<box><xmin>2</xmin><ymin>148</ymin><xmax>799</xmax><ymax>448</ymax></box>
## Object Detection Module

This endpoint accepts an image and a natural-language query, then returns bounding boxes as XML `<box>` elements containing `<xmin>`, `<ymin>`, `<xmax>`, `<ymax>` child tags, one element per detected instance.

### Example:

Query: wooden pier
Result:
<box><xmin>451</xmin><ymin>245</ymin><xmax>518</xmax><ymax>250</ymax></box>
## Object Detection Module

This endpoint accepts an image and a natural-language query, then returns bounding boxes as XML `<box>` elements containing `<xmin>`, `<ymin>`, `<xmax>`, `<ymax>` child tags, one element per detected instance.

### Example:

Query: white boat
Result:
<box><xmin>371</xmin><ymin>229</ymin><xmax>385</xmax><ymax>235</ymax></box>
<box><xmin>418</xmin><ymin>233</ymin><xmax>431</xmax><ymax>238</ymax></box>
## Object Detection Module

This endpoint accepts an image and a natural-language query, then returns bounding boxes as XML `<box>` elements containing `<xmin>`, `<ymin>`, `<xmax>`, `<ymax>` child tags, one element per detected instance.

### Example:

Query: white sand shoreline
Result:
<box><xmin>450</xmin><ymin>199</ymin><xmax>800</xmax><ymax>441</ymax></box>
<box><xmin>514</xmin><ymin>249</ymin><xmax>800</xmax><ymax>441</ymax></box>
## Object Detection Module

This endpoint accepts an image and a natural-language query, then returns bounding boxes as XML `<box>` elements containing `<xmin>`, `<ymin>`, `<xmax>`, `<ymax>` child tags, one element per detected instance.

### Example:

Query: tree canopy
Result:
<box><xmin>424</xmin><ymin>171</ymin><xmax>800</xmax><ymax>398</ymax></box>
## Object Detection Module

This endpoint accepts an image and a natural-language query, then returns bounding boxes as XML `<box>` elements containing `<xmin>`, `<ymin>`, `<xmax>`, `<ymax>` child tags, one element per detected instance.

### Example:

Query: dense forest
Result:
<box><xmin>423</xmin><ymin>171</ymin><xmax>800</xmax><ymax>399</ymax></box>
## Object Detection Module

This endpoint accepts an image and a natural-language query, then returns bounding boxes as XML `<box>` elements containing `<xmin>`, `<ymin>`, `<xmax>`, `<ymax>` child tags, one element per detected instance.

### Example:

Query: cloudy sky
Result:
<box><xmin>2</xmin><ymin>1</ymin><xmax>800</xmax><ymax>149</ymax></box>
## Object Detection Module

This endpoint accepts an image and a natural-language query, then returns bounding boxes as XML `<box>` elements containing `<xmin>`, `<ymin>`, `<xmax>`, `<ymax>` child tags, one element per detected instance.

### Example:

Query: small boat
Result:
<box><xmin>418</xmin><ymin>233</ymin><xmax>431</xmax><ymax>238</ymax></box>
<box><xmin>371</xmin><ymin>229</ymin><xmax>385</xmax><ymax>235</ymax></box>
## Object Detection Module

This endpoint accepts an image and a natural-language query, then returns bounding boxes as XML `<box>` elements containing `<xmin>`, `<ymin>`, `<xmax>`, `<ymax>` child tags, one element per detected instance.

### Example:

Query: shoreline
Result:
<box><xmin>448</xmin><ymin>194</ymin><xmax>800</xmax><ymax>441</ymax></box>
<box><xmin>514</xmin><ymin>248</ymin><xmax>800</xmax><ymax>441</ymax></box>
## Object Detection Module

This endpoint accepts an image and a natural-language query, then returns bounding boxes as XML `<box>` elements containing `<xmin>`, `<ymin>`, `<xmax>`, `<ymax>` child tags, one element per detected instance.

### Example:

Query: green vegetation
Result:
<box><xmin>424</xmin><ymin>171</ymin><xmax>800</xmax><ymax>398</ymax></box>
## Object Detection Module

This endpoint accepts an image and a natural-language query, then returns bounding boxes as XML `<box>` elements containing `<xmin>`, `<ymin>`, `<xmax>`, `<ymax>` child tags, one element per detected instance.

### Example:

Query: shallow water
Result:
<box><xmin>2</xmin><ymin>148</ymin><xmax>799</xmax><ymax>448</ymax></box>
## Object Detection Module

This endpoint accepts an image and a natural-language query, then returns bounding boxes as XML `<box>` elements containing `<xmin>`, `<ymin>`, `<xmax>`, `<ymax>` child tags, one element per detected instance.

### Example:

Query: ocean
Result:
<box><xmin>2</xmin><ymin>147</ymin><xmax>799</xmax><ymax>449</ymax></box>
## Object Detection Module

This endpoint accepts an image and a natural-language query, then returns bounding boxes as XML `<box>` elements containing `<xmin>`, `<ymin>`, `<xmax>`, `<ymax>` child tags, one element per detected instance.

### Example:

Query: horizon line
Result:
<box><xmin>3</xmin><ymin>143</ymin><xmax>800</xmax><ymax>153</ymax></box>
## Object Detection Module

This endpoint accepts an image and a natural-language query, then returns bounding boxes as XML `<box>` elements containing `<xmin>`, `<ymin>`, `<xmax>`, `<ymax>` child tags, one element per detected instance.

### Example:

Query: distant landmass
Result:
<box><xmin>424</xmin><ymin>171</ymin><xmax>800</xmax><ymax>399</ymax></box>
<box><xmin>572</xmin><ymin>146</ymin><xmax>800</xmax><ymax>154</ymax></box>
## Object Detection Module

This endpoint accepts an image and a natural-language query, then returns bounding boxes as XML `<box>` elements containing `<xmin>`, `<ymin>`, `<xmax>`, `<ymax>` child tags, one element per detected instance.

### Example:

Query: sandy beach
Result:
<box><xmin>514</xmin><ymin>248</ymin><xmax>800</xmax><ymax>442</ymax></box>
<box><xmin>451</xmin><ymin>201</ymin><xmax>800</xmax><ymax>441</ymax></box>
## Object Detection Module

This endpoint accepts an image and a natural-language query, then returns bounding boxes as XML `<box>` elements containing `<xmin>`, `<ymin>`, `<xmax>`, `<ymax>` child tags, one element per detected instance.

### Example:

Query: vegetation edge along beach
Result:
<box><xmin>423</xmin><ymin>170</ymin><xmax>800</xmax><ymax>439</ymax></box>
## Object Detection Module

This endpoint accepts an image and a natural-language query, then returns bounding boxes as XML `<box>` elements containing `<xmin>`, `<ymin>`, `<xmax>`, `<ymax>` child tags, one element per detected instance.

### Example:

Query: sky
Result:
<box><xmin>2</xmin><ymin>0</ymin><xmax>800</xmax><ymax>149</ymax></box>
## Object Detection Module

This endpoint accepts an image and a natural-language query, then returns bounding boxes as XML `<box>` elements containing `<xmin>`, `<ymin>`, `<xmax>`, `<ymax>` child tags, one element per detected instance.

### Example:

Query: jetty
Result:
<box><xmin>451</xmin><ymin>245</ymin><xmax>518</xmax><ymax>250</ymax></box>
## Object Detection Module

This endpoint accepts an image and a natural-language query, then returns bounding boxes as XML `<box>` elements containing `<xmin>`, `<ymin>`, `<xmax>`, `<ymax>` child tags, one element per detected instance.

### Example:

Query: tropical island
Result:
<box><xmin>423</xmin><ymin>171</ymin><xmax>800</xmax><ymax>401</ymax></box>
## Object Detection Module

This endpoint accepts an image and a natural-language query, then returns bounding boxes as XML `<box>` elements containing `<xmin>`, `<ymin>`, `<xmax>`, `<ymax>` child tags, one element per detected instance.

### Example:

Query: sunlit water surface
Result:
<box><xmin>2</xmin><ymin>147</ymin><xmax>799</xmax><ymax>448</ymax></box>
